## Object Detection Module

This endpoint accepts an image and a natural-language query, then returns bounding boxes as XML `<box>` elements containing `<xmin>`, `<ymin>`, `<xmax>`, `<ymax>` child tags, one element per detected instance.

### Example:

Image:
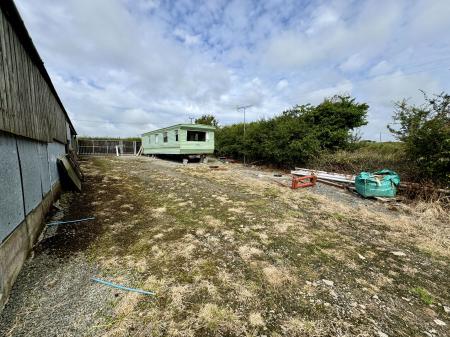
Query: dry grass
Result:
<box><xmin>74</xmin><ymin>157</ymin><xmax>449</xmax><ymax>336</ymax></box>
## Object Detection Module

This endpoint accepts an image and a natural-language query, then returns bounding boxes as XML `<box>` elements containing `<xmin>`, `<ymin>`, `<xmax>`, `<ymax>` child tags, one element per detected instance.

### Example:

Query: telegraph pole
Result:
<box><xmin>189</xmin><ymin>116</ymin><xmax>195</xmax><ymax>124</ymax></box>
<box><xmin>236</xmin><ymin>105</ymin><xmax>253</xmax><ymax>165</ymax></box>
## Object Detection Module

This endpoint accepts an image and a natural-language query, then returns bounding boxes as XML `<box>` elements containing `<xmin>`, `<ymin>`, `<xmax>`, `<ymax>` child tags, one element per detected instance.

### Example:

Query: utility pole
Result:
<box><xmin>236</xmin><ymin>105</ymin><xmax>253</xmax><ymax>165</ymax></box>
<box><xmin>189</xmin><ymin>116</ymin><xmax>195</xmax><ymax>124</ymax></box>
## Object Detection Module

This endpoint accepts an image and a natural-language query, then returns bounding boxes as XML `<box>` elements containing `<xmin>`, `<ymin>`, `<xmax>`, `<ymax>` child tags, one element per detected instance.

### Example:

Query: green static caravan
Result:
<box><xmin>141</xmin><ymin>124</ymin><xmax>215</xmax><ymax>155</ymax></box>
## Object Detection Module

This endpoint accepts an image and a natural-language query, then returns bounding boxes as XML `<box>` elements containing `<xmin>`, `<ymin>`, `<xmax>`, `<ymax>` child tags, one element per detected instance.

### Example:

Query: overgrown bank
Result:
<box><xmin>214</xmin><ymin>92</ymin><xmax>449</xmax><ymax>187</ymax></box>
<box><xmin>307</xmin><ymin>142</ymin><xmax>415</xmax><ymax>182</ymax></box>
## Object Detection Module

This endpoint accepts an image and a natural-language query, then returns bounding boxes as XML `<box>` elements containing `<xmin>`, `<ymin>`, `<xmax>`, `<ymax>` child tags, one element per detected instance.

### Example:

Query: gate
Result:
<box><xmin>77</xmin><ymin>139</ymin><xmax>142</xmax><ymax>156</ymax></box>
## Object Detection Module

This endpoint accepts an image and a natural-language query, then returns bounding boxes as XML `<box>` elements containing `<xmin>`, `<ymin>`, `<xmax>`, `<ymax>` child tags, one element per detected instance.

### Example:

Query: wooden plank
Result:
<box><xmin>58</xmin><ymin>155</ymin><xmax>82</xmax><ymax>191</ymax></box>
<box><xmin>7</xmin><ymin>21</ymin><xmax>19</xmax><ymax>136</ymax></box>
<box><xmin>0</xmin><ymin>11</ymin><xmax>9</xmax><ymax>131</ymax></box>
<box><xmin>292</xmin><ymin>168</ymin><xmax>355</xmax><ymax>184</ymax></box>
<box><xmin>1</xmin><ymin>13</ymin><xmax>12</xmax><ymax>133</ymax></box>
<box><xmin>26</xmin><ymin>51</ymin><xmax>38</xmax><ymax>140</ymax></box>
<box><xmin>19</xmin><ymin>41</ymin><xmax>31</xmax><ymax>138</ymax></box>
<box><xmin>0</xmin><ymin>7</ymin><xmax>72</xmax><ymax>142</ymax></box>
<box><xmin>14</xmin><ymin>34</ymin><xmax>24</xmax><ymax>136</ymax></box>
<box><xmin>0</xmin><ymin>11</ymin><xmax>6</xmax><ymax>130</ymax></box>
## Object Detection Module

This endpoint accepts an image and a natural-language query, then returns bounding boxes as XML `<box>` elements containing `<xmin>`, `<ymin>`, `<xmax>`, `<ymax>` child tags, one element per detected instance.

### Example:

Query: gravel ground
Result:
<box><xmin>0</xmin><ymin>156</ymin><xmax>447</xmax><ymax>337</ymax></box>
<box><xmin>0</xmin><ymin>168</ymin><xmax>114</xmax><ymax>337</ymax></box>
<box><xmin>0</xmin><ymin>253</ymin><xmax>111</xmax><ymax>337</ymax></box>
<box><xmin>233</xmin><ymin>164</ymin><xmax>393</xmax><ymax>212</ymax></box>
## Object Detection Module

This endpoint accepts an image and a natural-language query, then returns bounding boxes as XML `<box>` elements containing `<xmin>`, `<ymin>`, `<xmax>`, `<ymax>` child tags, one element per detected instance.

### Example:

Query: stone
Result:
<box><xmin>377</xmin><ymin>330</ymin><xmax>388</xmax><ymax>337</ymax></box>
<box><xmin>391</xmin><ymin>251</ymin><xmax>406</xmax><ymax>256</ymax></box>
<box><xmin>322</xmin><ymin>279</ymin><xmax>334</xmax><ymax>287</ymax></box>
<box><xmin>434</xmin><ymin>319</ymin><xmax>446</xmax><ymax>326</ymax></box>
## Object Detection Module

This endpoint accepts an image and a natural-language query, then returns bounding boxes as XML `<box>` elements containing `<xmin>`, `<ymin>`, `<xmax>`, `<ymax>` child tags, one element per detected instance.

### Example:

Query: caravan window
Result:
<box><xmin>163</xmin><ymin>132</ymin><xmax>168</xmax><ymax>143</ymax></box>
<box><xmin>175</xmin><ymin>130</ymin><xmax>179</xmax><ymax>141</ymax></box>
<box><xmin>187</xmin><ymin>130</ymin><xmax>206</xmax><ymax>141</ymax></box>
<box><xmin>155</xmin><ymin>134</ymin><xmax>159</xmax><ymax>143</ymax></box>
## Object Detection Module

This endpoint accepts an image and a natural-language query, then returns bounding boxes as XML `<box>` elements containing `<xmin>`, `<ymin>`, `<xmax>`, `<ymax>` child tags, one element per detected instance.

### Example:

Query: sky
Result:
<box><xmin>16</xmin><ymin>0</ymin><xmax>450</xmax><ymax>140</ymax></box>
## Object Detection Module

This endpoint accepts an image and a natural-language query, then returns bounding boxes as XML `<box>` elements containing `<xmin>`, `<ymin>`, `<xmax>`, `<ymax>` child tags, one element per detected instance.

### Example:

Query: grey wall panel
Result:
<box><xmin>17</xmin><ymin>138</ymin><xmax>42</xmax><ymax>215</ymax></box>
<box><xmin>47</xmin><ymin>142</ymin><xmax>65</xmax><ymax>184</ymax></box>
<box><xmin>38</xmin><ymin>143</ymin><xmax>50</xmax><ymax>195</ymax></box>
<box><xmin>0</xmin><ymin>133</ymin><xmax>25</xmax><ymax>243</ymax></box>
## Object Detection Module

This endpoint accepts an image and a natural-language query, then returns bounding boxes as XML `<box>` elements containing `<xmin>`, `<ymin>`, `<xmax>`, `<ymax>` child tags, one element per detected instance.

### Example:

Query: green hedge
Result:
<box><xmin>216</xmin><ymin>95</ymin><xmax>368</xmax><ymax>167</ymax></box>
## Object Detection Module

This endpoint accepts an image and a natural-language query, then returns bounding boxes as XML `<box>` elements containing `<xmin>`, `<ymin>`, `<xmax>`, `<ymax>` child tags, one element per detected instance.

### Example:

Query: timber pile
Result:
<box><xmin>291</xmin><ymin>167</ymin><xmax>450</xmax><ymax>197</ymax></box>
<box><xmin>291</xmin><ymin>168</ymin><xmax>355</xmax><ymax>184</ymax></box>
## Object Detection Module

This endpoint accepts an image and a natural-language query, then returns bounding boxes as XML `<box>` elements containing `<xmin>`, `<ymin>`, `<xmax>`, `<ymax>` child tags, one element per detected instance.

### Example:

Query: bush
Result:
<box><xmin>388</xmin><ymin>92</ymin><xmax>450</xmax><ymax>186</ymax></box>
<box><xmin>307</xmin><ymin>142</ymin><xmax>414</xmax><ymax>180</ymax></box>
<box><xmin>216</xmin><ymin>95</ymin><xmax>368</xmax><ymax>167</ymax></box>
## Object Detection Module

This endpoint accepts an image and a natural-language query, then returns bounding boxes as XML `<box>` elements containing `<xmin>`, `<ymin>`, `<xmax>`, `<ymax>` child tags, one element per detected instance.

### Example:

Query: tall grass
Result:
<box><xmin>307</xmin><ymin>142</ymin><xmax>417</xmax><ymax>181</ymax></box>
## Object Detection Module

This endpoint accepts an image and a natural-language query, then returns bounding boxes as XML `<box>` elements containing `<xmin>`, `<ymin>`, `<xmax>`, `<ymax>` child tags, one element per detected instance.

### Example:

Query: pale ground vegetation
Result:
<box><xmin>0</xmin><ymin>156</ymin><xmax>448</xmax><ymax>337</ymax></box>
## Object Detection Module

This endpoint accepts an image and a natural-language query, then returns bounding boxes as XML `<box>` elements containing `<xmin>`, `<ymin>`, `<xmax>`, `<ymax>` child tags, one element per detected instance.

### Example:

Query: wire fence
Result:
<box><xmin>77</xmin><ymin>139</ymin><xmax>141</xmax><ymax>156</ymax></box>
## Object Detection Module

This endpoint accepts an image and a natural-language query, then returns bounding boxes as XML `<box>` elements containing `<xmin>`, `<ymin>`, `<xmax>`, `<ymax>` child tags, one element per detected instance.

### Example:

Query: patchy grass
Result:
<box><xmin>411</xmin><ymin>287</ymin><xmax>434</xmax><ymax>305</ymax></box>
<box><xmin>49</xmin><ymin>156</ymin><xmax>450</xmax><ymax>336</ymax></box>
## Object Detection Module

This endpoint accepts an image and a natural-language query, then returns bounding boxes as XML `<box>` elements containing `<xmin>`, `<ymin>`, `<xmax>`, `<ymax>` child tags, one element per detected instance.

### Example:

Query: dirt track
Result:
<box><xmin>1</xmin><ymin>156</ymin><xmax>448</xmax><ymax>337</ymax></box>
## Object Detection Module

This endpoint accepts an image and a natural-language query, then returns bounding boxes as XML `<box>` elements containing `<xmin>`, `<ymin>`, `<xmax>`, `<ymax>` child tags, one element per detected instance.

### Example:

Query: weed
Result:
<box><xmin>411</xmin><ymin>287</ymin><xmax>434</xmax><ymax>305</ymax></box>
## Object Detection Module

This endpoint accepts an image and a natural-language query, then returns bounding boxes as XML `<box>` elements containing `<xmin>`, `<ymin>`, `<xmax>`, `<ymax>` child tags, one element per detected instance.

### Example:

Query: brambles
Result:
<box><xmin>388</xmin><ymin>92</ymin><xmax>450</xmax><ymax>186</ymax></box>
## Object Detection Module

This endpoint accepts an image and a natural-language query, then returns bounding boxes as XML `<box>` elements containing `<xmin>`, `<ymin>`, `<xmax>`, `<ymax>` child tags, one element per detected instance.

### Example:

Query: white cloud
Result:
<box><xmin>340</xmin><ymin>53</ymin><xmax>366</xmax><ymax>72</ymax></box>
<box><xmin>368</xmin><ymin>61</ymin><xmax>393</xmax><ymax>77</ymax></box>
<box><xmin>173</xmin><ymin>28</ymin><xmax>201</xmax><ymax>45</ymax></box>
<box><xmin>14</xmin><ymin>0</ymin><xmax>450</xmax><ymax>140</ymax></box>
<box><xmin>276</xmin><ymin>79</ymin><xmax>289</xmax><ymax>91</ymax></box>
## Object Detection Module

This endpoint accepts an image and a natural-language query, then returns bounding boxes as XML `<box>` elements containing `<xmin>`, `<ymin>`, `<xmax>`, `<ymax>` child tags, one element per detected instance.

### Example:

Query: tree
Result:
<box><xmin>195</xmin><ymin>114</ymin><xmax>219</xmax><ymax>127</ymax></box>
<box><xmin>388</xmin><ymin>91</ymin><xmax>450</xmax><ymax>185</ymax></box>
<box><xmin>216</xmin><ymin>95</ymin><xmax>369</xmax><ymax>166</ymax></box>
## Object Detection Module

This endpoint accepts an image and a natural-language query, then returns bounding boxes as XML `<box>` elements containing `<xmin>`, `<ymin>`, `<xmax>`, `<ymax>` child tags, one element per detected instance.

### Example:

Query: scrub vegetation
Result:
<box><xmin>215</xmin><ymin>92</ymin><xmax>449</xmax><ymax>187</ymax></box>
<box><xmin>307</xmin><ymin>142</ymin><xmax>413</xmax><ymax>181</ymax></box>
<box><xmin>216</xmin><ymin>95</ymin><xmax>368</xmax><ymax>166</ymax></box>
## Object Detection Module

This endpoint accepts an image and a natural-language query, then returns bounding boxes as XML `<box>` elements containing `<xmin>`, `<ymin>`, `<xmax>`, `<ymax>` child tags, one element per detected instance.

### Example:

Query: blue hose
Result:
<box><xmin>46</xmin><ymin>217</ymin><xmax>95</xmax><ymax>226</ymax></box>
<box><xmin>91</xmin><ymin>277</ymin><xmax>156</xmax><ymax>296</ymax></box>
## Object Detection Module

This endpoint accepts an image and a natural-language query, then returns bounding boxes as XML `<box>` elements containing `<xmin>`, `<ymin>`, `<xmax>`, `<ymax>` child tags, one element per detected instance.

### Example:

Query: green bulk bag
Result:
<box><xmin>355</xmin><ymin>169</ymin><xmax>400</xmax><ymax>198</ymax></box>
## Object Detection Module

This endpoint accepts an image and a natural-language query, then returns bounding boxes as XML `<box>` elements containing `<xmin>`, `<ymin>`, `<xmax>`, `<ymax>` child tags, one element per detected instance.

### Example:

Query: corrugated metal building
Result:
<box><xmin>0</xmin><ymin>0</ymin><xmax>76</xmax><ymax>310</ymax></box>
